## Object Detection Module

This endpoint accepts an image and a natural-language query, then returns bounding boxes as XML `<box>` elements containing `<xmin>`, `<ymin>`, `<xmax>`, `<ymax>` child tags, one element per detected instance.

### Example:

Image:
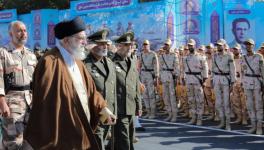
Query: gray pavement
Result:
<box><xmin>134</xmin><ymin>119</ymin><xmax>264</xmax><ymax>150</ymax></box>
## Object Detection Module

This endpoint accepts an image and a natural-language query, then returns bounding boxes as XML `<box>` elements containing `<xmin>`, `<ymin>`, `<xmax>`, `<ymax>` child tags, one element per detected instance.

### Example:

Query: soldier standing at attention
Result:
<box><xmin>84</xmin><ymin>29</ymin><xmax>117</xmax><ymax>150</ymax></box>
<box><xmin>230</xmin><ymin>43</ymin><xmax>248</xmax><ymax>125</ymax></box>
<box><xmin>204</xmin><ymin>43</ymin><xmax>216</xmax><ymax>120</ymax></box>
<box><xmin>241</xmin><ymin>39</ymin><xmax>264</xmax><ymax>135</ymax></box>
<box><xmin>183</xmin><ymin>39</ymin><xmax>208</xmax><ymax>125</ymax></box>
<box><xmin>0</xmin><ymin>21</ymin><xmax>37</xmax><ymax>149</ymax></box>
<box><xmin>138</xmin><ymin>40</ymin><xmax>159</xmax><ymax>119</ymax></box>
<box><xmin>159</xmin><ymin>39</ymin><xmax>180</xmax><ymax>122</ymax></box>
<box><xmin>212</xmin><ymin>39</ymin><xmax>236</xmax><ymax>131</ymax></box>
<box><xmin>112</xmin><ymin>32</ymin><xmax>142</xmax><ymax>150</ymax></box>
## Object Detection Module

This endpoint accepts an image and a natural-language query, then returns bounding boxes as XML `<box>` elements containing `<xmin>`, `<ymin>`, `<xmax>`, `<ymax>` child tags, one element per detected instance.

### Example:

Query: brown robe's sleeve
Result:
<box><xmin>78</xmin><ymin>61</ymin><xmax>107</xmax><ymax>130</ymax></box>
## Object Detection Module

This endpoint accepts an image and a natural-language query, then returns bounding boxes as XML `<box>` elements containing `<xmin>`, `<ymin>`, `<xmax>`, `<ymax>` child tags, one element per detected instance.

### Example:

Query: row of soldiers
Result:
<box><xmin>138</xmin><ymin>38</ymin><xmax>264</xmax><ymax>135</ymax></box>
<box><xmin>0</xmin><ymin>18</ymin><xmax>141</xmax><ymax>150</ymax></box>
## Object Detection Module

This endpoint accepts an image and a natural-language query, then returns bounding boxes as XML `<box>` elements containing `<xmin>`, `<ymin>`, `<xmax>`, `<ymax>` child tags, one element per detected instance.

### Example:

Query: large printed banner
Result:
<box><xmin>203</xmin><ymin>0</ymin><xmax>224</xmax><ymax>44</ymax></box>
<box><xmin>175</xmin><ymin>0</ymin><xmax>204</xmax><ymax>47</ymax></box>
<box><xmin>0</xmin><ymin>9</ymin><xmax>17</xmax><ymax>46</ymax></box>
<box><xmin>79</xmin><ymin>1</ymin><xmax>166</xmax><ymax>51</ymax></box>
<box><xmin>223</xmin><ymin>0</ymin><xmax>254</xmax><ymax>53</ymax></box>
<box><xmin>31</xmin><ymin>9</ymin><xmax>58</xmax><ymax>50</ymax></box>
<box><xmin>71</xmin><ymin>0</ymin><xmax>136</xmax><ymax>15</ymax></box>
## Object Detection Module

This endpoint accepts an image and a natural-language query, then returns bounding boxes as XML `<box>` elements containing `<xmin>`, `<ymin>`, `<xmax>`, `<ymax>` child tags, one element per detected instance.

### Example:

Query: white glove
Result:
<box><xmin>99</xmin><ymin>107</ymin><xmax>117</xmax><ymax>125</ymax></box>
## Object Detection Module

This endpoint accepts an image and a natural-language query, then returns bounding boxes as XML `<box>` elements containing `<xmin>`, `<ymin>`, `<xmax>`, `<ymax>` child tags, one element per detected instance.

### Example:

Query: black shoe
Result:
<box><xmin>136</xmin><ymin>127</ymin><xmax>146</xmax><ymax>132</ymax></box>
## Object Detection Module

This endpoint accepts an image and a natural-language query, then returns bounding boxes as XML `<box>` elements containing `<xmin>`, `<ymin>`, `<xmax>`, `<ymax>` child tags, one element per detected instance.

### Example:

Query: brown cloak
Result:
<box><xmin>24</xmin><ymin>47</ymin><xmax>106</xmax><ymax>150</ymax></box>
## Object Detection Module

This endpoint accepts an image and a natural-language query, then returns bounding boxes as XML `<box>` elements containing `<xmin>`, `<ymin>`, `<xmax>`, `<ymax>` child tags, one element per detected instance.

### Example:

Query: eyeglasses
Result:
<box><xmin>71</xmin><ymin>35</ymin><xmax>87</xmax><ymax>41</ymax></box>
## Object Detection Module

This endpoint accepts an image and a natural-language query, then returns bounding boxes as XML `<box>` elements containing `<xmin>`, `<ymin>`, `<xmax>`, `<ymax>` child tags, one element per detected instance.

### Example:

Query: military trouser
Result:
<box><xmin>187</xmin><ymin>84</ymin><xmax>204</xmax><ymax>116</ymax></box>
<box><xmin>214</xmin><ymin>84</ymin><xmax>231</xmax><ymax>119</ymax></box>
<box><xmin>2</xmin><ymin>91</ymin><xmax>30</xmax><ymax>150</ymax></box>
<box><xmin>162</xmin><ymin>81</ymin><xmax>178</xmax><ymax>114</ymax></box>
<box><xmin>244</xmin><ymin>88</ymin><xmax>263</xmax><ymax>122</ymax></box>
<box><xmin>204</xmin><ymin>86</ymin><xmax>215</xmax><ymax>114</ymax></box>
<box><xmin>177</xmin><ymin>84</ymin><xmax>188</xmax><ymax>112</ymax></box>
<box><xmin>230</xmin><ymin>82</ymin><xmax>247</xmax><ymax>119</ymax></box>
<box><xmin>95</xmin><ymin>124</ymin><xmax>110</xmax><ymax>150</ymax></box>
<box><xmin>114</xmin><ymin>115</ymin><xmax>134</xmax><ymax>150</ymax></box>
<box><xmin>141</xmin><ymin>73</ymin><xmax>156</xmax><ymax>112</ymax></box>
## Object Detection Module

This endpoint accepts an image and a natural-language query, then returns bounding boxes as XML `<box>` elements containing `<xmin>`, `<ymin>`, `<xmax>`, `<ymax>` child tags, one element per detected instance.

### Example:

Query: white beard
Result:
<box><xmin>72</xmin><ymin>47</ymin><xmax>87</xmax><ymax>60</ymax></box>
<box><xmin>13</xmin><ymin>37</ymin><xmax>27</xmax><ymax>45</ymax></box>
<box><xmin>95</xmin><ymin>49</ymin><xmax>108</xmax><ymax>57</ymax></box>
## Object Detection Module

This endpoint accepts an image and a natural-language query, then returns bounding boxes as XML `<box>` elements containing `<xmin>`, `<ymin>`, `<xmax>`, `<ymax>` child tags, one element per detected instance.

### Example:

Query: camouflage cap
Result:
<box><xmin>143</xmin><ymin>40</ymin><xmax>150</xmax><ymax>45</ymax></box>
<box><xmin>233</xmin><ymin>43</ymin><xmax>241</xmax><ymax>50</ymax></box>
<box><xmin>261</xmin><ymin>42</ymin><xmax>264</xmax><ymax>48</ymax></box>
<box><xmin>206</xmin><ymin>43</ymin><xmax>214</xmax><ymax>49</ymax></box>
<box><xmin>216</xmin><ymin>39</ymin><xmax>226</xmax><ymax>46</ymax></box>
<box><xmin>198</xmin><ymin>45</ymin><xmax>206</xmax><ymax>51</ymax></box>
<box><xmin>244</xmin><ymin>38</ymin><xmax>255</xmax><ymax>45</ymax></box>
<box><xmin>164</xmin><ymin>39</ymin><xmax>172</xmax><ymax>45</ymax></box>
<box><xmin>178</xmin><ymin>46</ymin><xmax>184</xmax><ymax>51</ymax></box>
<box><xmin>187</xmin><ymin>39</ymin><xmax>196</xmax><ymax>46</ymax></box>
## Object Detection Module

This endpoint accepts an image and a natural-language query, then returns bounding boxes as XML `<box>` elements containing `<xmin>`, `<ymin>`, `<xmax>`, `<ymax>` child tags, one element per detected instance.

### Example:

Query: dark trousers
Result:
<box><xmin>114</xmin><ymin>115</ymin><xmax>134</xmax><ymax>150</ymax></box>
<box><xmin>95</xmin><ymin>125</ymin><xmax>110</xmax><ymax>150</ymax></box>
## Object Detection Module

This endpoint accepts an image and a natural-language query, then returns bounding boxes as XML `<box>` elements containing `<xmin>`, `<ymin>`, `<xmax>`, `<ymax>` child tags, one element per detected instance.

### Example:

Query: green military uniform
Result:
<box><xmin>84</xmin><ymin>29</ymin><xmax>117</xmax><ymax>150</ymax></box>
<box><xmin>112</xmin><ymin>32</ymin><xmax>142</xmax><ymax>150</ymax></box>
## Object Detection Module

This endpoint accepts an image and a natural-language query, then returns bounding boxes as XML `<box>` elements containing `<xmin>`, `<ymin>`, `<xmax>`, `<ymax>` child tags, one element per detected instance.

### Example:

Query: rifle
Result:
<box><xmin>161</xmin><ymin>54</ymin><xmax>178</xmax><ymax>101</ymax></box>
<box><xmin>185</xmin><ymin>56</ymin><xmax>208</xmax><ymax>106</ymax></box>
<box><xmin>243</xmin><ymin>55</ymin><xmax>264</xmax><ymax>96</ymax></box>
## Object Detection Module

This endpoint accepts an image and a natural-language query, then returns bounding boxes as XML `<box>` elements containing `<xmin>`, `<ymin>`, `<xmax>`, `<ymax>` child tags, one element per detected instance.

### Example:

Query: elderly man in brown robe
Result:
<box><xmin>23</xmin><ymin>17</ymin><xmax>116</xmax><ymax>150</ymax></box>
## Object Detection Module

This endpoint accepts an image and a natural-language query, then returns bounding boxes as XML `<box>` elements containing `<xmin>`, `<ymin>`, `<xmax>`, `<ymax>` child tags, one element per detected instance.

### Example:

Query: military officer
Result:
<box><xmin>230</xmin><ymin>43</ymin><xmax>247</xmax><ymax>125</ymax></box>
<box><xmin>241</xmin><ymin>39</ymin><xmax>264</xmax><ymax>135</ymax></box>
<box><xmin>159</xmin><ymin>39</ymin><xmax>180</xmax><ymax>122</ymax></box>
<box><xmin>138</xmin><ymin>40</ymin><xmax>159</xmax><ymax>119</ymax></box>
<box><xmin>111</xmin><ymin>32</ymin><xmax>142</xmax><ymax>150</ymax></box>
<box><xmin>204</xmin><ymin>43</ymin><xmax>216</xmax><ymax>120</ymax></box>
<box><xmin>0</xmin><ymin>21</ymin><xmax>37</xmax><ymax>149</ymax></box>
<box><xmin>84</xmin><ymin>29</ymin><xmax>117</xmax><ymax>150</ymax></box>
<box><xmin>212</xmin><ymin>39</ymin><xmax>236</xmax><ymax>131</ymax></box>
<box><xmin>183</xmin><ymin>39</ymin><xmax>208</xmax><ymax>125</ymax></box>
<box><xmin>0</xmin><ymin>48</ymin><xmax>13</xmax><ymax>117</ymax></box>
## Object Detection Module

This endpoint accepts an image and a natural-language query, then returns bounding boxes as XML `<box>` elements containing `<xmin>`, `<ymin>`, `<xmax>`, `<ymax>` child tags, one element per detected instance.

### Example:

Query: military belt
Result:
<box><xmin>10</xmin><ymin>85</ymin><xmax>31</xmax><ymax>91</ymax></box>
<box><xmin>163</xmin><ymin>69</ymin><xmax>174</xmax><ymax>71</ymax></box>
<box><xmin>245</xmin><ymin>74</ymin><xmax>261</xmax><ymax>78</ymax></box>
<box><xmin>213</xmin><ymin>72</ymin><xmax>229</xmax><ymax>76</ymax></box>
<box><xmin>141</xmin><ymin>69</ymin><xmax>154</xmax><ymax>72</ymax></box>
<box><xmin>185</xmin><ymin>72</ymin><xmax>201</xmax><ymax>75</ymax></box>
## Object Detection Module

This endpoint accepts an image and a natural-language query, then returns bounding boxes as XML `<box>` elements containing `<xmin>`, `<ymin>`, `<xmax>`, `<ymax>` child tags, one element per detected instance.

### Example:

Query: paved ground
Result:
<box><xmin>134</xmin><ymin>116</ymin><xmax>264</xmax><ymax>150</ymax></box>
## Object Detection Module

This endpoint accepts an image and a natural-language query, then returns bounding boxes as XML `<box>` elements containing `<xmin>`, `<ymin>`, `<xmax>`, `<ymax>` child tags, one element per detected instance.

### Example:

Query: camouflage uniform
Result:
<box><xmin>204</xmin><ymin>51</ymin><xmax>216</xmax><ymax>120</ymax></box>
<box><xmin>241</xmin><ymin>50</ymin><xmax>264</xmax><ymax>135</ymax></box>
<box><xmin>212</xmin><ymin>45</ymin><xmax>236</xmax><ymax>130</ymax></box>
<box><xmin>183</xmin><ymin>50</ymin><xmax>208</xmax><ymax>125</ymax></box>
<box><xmin>159</xmin><ymin>51</ymin><xmax>180</xmax><ymax>122</ymax></box>
<box><xmin>139</xmin><ymin>50</ymin><xmax>159</xmax><ymax>119</ymax></box>
<box><xmin>0</xmin><ymin>44</ymin><xmax>36</xmax><ymax>150</ymax></box>
<box><xmin>230</xmin><ymin>51</ymin><xmax>247</xmax><ymax>125</ymax></box>
<box><xmin>177</xmin><ymin>50</ymin><xmax>189</xmax><ymax>117</ymax></box>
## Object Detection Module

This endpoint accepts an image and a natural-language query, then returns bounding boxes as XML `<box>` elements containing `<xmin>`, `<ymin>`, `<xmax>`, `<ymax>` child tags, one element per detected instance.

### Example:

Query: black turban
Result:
<box><xmin>54</xmin><ymin>17</ymin><xmax>86</xmax><ymax>39</ymax></box>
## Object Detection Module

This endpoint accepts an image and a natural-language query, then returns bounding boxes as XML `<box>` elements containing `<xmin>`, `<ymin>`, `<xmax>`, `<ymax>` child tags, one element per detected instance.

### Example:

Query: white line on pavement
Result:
<box><xmin>140</xmin><ymin>118</ymin><xmax>264</xmax><ymax>139</ymax></box>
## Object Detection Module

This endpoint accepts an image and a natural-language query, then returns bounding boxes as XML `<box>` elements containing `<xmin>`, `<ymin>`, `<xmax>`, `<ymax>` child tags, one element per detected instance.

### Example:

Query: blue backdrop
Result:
<box><xmin>0</xmin><ymin>0</ymin><xmax>264</xmax><ymax>51</ymax></box>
